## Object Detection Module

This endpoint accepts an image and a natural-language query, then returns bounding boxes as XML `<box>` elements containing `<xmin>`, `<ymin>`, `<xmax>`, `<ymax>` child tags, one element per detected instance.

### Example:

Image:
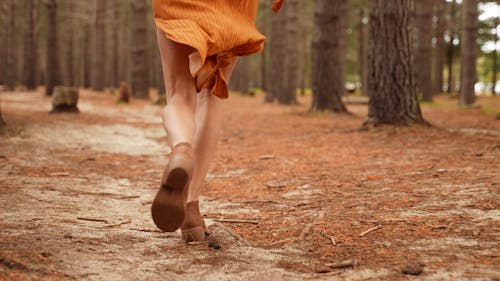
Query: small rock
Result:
<box><xmin>402</xmin><ymin>261</ymin><xmax>425</xmax><ymax>275</ymax></box>
<box><xmin>63</xmin><ymin>233</ymin><xmax>73</xmax><ymax>239</ymax></box>
<box><xmin>208</xmin><ymin>240</ymin><xmax>221</xmax><ymax>249</ymax></box>
<box><xmin>264</xmin><ymin>180</ymin><xmax>287</xmax><ymax>188</ymax></box>
<box><xmin>258</xmin><ymin>154</ymin><xmax>275</xmax><ymax>160</ymax></box>
<box><xmin>40</xmin><ymin>252</ymin><xmax>51</xmax><ymax>257</ymax></box>
<box><xmin>50</xmin><ymin>86</ymin><xmax>80</xmax><ymax>113</ymax></box>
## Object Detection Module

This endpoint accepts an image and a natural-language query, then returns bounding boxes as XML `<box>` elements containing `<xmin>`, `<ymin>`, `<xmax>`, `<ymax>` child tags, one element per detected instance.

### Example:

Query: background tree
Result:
<box><xmin>65</xmin><ymin>0</ymin><xmax>75</xmax><ymax>87</ymax></box>
<box><xmin>311</xmin><ymin>0</ymin><xmax>348</xmax><ymax>112</ymax></box>
<box><xmin>92</xmin><ymin>0</ymin><xmax>106</xmax><ymax>91</ymax></box>
<box><xmin>434</xmin><ymin>0</ymin><xmax>447</xmax><ymax>95</ymax></box>
<box><xmin>366</xmin><ymin>0</ymin><xmax>425</xmax><ymax>125</ymax></box>
<box><xmin>6</xmin><ymin>0</ymin><xmax>16</xmax><ymax>90</ymax></box>
<box><xmin>460</xmin><ymin>0</ymin><xmax>479</xmax><ymax>105</ymax></box>
<box><xmin>282</xmin><ymin>0</ymin><xmax>299</xmax><ymax>104</ymax></box>
<box><xmin>130</xmin><ymin>0</ymin><xmax>149</xmax><ymax>98</ymax></box>
<box><xmin>23</xmin><ymin>0</ymin><xmax>37</xmax><ymax>90</ymax></box>
<box><xmin>415</xmin><ymin>0</ymin><xmax>434</xmax><ymax>101</ymax></box>
<box><xmin>266</xmin><ymin>2</ymin><xmax>287</xmax><ymax>103</ymax></box>
<box><xmin>447</xmin><ymin>0</ymin><xmax>459</xmax><ymax>94</ymax></box>
<box><xmin>45</xmin><ymin>0</ymin><xmax>61</xmax><ymax>96</ymax></box>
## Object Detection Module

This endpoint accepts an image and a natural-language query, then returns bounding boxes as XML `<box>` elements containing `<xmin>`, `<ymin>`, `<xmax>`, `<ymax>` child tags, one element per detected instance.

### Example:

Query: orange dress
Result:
<box><xmin>153</xmin><ymin>0</ymin><xmax>284</xmax><ymax>99</ymax></box>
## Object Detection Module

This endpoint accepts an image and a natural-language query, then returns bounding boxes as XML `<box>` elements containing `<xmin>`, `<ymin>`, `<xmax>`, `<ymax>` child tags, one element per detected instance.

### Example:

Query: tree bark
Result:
<box><xmin>281</xmin><ymin>0</ymin><xmax>299</xmax><ymax>104</ymax></box>
<box><xmin>112</xmin><ymin>0</ymin><xmax>120</xmax><ymax>88</ymax></box>
<box><xmin>231</xmin><ymin>57</ymin><xmax>249</xmax><ymax>94</ymax></box>
<box><xmin>459</xmin><ymin>0</ymin><xmax>478</xmax><ymax>106</ymax></box>
<box><xmin>415</xmin><ymin>0</ymin><xmax>434</xmax><ymax>101</ymax></box>
<box><xmin>447</xmin><ymin>0</ymin><xmax>457</xmax><ymax>94</ymax></box>
<box><xmin>433</xmin><ymin>0</ymin><xmax>446</xmax><ymax>95</ymax></box>
<box><xmin>366</xmin><ymin>0</ymin><xmax>425</xmax><ymax>125</ymax></box>
<box><xmin>311</xmin><ymin>0</ymin><xmax>348</xmax><ymax>112</ymax></box>
<box><xmin>359</xmin><ymin>9</ymin><xmax>369</xmax><ymax>96</ymax></box>
<box><xmin>83</xmin><ymin>24</ymin><xmax>91</xmax><ymax>89</ymax></box>
<box><xmin>130</xmin><ymin>0</ymin><xmax>149</xmax><ymax>98</ymax></box>
<box><xmin>45</xmin><ymin>0</ymin><xmax>61</xmax><ymax>96</ymax></box>
<box><xmin>6</xmin><ymin>0</ymin><xmax>16</xmax><ymax>90</ymax></box>
<box><xmin>266</xmin><ymin>3</ymin><xmax>287</xmax><ymax>103</ymax></box>
<box><xmin>92</xmin><ymin>0</ymin><xmax>106</xmax><ymax>91</ymax></box>
<box><xmin>23</xmin><ymin>0</ymin><xmax>37</xmax><ymax>90</ymax></box>
<box><xmin>65</xmin><ymin>0</ymin><xmax>75</xmax><ymax>87</ymax></box>
<box><xmin>491</xmin><ymin>1</ymin><xmax>499</xmax><ymax>96</ymax></box>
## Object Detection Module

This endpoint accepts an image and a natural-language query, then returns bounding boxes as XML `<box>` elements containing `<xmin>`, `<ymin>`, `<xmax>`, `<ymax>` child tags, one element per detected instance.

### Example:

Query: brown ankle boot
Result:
<box><xmin>181</xmin><ymin>201</ymin><xmax>208</xmax><ymax>242</ymax></box>
<box><xmin>151</xmin><ymin>142</ymin><xmax>194</xmax><ymax>232</ymax></box>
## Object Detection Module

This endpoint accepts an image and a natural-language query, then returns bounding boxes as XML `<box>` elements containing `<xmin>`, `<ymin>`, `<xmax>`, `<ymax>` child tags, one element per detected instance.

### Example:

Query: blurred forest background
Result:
<box><xmin>0</xmin><ymin>0</ymin><xmax>499</xmax><ymax>123</ymax></box>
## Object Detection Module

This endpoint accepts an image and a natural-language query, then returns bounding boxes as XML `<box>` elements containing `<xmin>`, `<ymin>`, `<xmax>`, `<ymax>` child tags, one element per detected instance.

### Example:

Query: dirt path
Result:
<box><xmin>0</xmin><ymin>90</ymin><xmax>499</xmax><ymax>280</ymax></box>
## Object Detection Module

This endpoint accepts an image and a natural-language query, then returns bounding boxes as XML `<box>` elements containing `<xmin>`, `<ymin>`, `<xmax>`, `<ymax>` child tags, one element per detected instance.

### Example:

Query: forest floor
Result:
<box><xmin>0</xmin><ymin>89</ymin><xmax>499</xmax><ymax>281</ymax></box>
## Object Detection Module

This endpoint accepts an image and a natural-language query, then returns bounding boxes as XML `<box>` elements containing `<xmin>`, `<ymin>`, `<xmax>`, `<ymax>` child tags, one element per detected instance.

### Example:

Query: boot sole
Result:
<box><xmin>151</xmin><ymin>167</ymin><xmax>189</xmax><ymax>232</ymax></box>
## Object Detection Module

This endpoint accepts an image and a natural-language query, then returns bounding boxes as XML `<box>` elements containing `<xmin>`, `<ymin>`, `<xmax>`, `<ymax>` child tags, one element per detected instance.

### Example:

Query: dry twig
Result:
<box><xmin>359</xmin><ymin>225</ymin><xmax>382</xmax><ymax>237</ymax></box>
<box><xmin>325</xmin><ymin>259</ymin><xmax>359</xmax><ymax>269</ymax></box>
<box><xmin>77</xmin><ymin>217</ymin><xmax>108</xmax><ymax>223</ymax></box>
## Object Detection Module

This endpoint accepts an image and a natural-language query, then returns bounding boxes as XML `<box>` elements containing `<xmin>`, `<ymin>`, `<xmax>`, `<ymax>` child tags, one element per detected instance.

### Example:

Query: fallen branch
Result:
<box><xmin>359</xmin><ymin>225</ymin><xmax>382</xmax><ymax>237</ymax></box>
<box><xmin>77</xmin><ymin>217</ymin><xmax>108</xmax><ymax>224</ymax></box>
<box><xmin>213</xmin><ymin>218</ymin><xmax>260</xmax><ymax>225</ymax></box>
<box><xmin>103</xmin><ymin>219</ymin><xmax>132</xmax><ymax>228</ymax></box>
<box><xmin>129</xmin><ymin>228</ymin><xmax>163</xmax><ymax>233</ymax></box>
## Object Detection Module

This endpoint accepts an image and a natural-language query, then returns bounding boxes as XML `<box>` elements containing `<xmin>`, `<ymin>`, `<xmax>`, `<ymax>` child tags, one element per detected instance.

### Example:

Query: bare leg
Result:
<box><xmin>156</xmin><ymin>27</ymin><xmax>197</xmax><ymax>147</ymax></box>
<box><xmin>187</xmin><ymin>60</ymin><xmax>238</xmax><ymax>203</ymax></box>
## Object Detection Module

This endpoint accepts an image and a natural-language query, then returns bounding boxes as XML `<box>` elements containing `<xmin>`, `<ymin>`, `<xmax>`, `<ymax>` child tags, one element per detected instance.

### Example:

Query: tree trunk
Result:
<box><xmin>266</xmin><ymin>3</ymin><xmax>287</xmax><ymax>103</ymax></box>
<box><xmin>6</xmin><ymin>0</ymin><xmax>16</xmax><ymax>90</ymax></box>
<box><xmin>311</xmin><ymin>0</ymin><xmax>348</xmax><ymax>112</ymax></box>
<box><xmin>359</xmin><ymin>9</ymin><xmax>369</xmax><ymax>96</ymax></box>
<box><xmin>0</xmin><ymin>95</ymin><xmax>5</xmax><ymax>127</ymax></box>
<box><xmin>231</xmin><ymin>57</ymin><xmax>249</xmax><ymax>94</ymax></box>
<box><xmin>66</xmin><ymin>0</ymin><xmax>75</xmax><ymax>87</ymax></box>
<box><xmin>366</xmin><ymin>0</ymin><xmax>425</xmax><ymax>125</ymax></box>
<box><xmin>130</xmin><ymin>0</ymin><xmax>149</xmax><ymax>98</ymax></box>
<box><xmin>459</xmin><ymin>0</ymin><xmax>478</xmax><ymax>106</ymax></box>
<box><xmin>112</xmin><ymin>0</ymin><xmax>120</xmax><ymax>88</ymax></box>
<box><xmin>45</xmin><ymin>0</ymin><xmax>61</xmax><ymax>96</ymax></box>
<box><xmin>281</xmin><ymin>0</ymin><xmax>299</xmax><ymax>104</ymax></box>
<box><xmin>23</xmin><ymin>0</ymin><xmax>37</xmax><ymax>90</ymax></box>
<box><xmin>447</xmin><ymin>0</ymin><xmax>457</xmax><ymax>94</ymax></box>
<box><xmin>92</xmin><ymin>0</ymin><xmax>106</xmax><ymax>91</ymax></box>
<box><xmin>433</xmin><ymin>0</ymin><xmax>446</xmax><ymax>95</ymax></box>
<box><xmin>83</xmin><ymin>24</ymin><xmax>91</xmax><ymax>88</ymax></box>
<box><xmin>415</xmin><ymin>0</ymin><xmax>434</xmax><ymax>101</ymax></box>
<box><xmin>491</xmin><ymin>1</ymin><xmax>499</xmax><ymax>96</ymax></box>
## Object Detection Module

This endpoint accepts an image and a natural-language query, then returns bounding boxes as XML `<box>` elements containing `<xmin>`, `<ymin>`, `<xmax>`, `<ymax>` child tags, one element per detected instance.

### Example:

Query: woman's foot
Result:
<box><xmin>181</xmin><ymin>201</ymin><xmax>209</xmax><ymax>242</ymax></box>
<box><xmin>151</xmin><ymin>142</ymin><xmax>194</xmax><ymax>232</ymax></box>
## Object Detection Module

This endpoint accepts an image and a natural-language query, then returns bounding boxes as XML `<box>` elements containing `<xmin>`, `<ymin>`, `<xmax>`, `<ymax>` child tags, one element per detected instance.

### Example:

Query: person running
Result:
<box><xmin>151</xmin><ymin>0</ymin><xmax>284</xmax><ymax>242</ymax></box>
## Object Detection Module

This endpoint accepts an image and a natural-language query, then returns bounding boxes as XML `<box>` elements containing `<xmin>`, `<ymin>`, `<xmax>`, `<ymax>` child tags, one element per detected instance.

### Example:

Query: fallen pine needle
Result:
<box><xmin>359</xmin><ymin>225</ymin><xmax>382</xmax><ymax>237</ymax></box>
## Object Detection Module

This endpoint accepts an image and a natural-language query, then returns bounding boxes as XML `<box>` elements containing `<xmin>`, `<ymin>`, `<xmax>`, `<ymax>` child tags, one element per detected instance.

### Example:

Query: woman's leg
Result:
<box><xmin>187</xmin><ymin>59</ymin><xmax>238</xmax><ymax>203</ymax></box>
<box><xmin>156</xmin><ymin>27</ymin><xmax>197</xmax><ymax>147</ymax></box>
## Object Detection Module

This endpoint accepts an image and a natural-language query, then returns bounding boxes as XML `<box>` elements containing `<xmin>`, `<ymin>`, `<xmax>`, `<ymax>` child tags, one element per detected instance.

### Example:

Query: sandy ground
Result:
<box><xmin>0</xmin><ymin>90</ymin><xmax>499</xmax><ymax>281</ymax></box>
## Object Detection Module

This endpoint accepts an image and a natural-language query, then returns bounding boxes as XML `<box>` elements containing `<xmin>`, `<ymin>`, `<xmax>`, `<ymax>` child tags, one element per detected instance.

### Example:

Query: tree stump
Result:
<box><xmin>50</xmin><ymin>86</ymin><xmax>79</xmax><ymax>113</ymax></box>
<box><xmin>117</xmin><ymin>82</ymin><xmax>130</xmax><ymax>103</ymax></box>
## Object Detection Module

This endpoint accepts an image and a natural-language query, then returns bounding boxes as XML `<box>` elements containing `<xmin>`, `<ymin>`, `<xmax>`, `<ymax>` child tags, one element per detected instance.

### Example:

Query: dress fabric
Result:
<box><xmin>153</xmin><ymin>0</ymin><xmax>283</xmax><ymax>99</ymax></box>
